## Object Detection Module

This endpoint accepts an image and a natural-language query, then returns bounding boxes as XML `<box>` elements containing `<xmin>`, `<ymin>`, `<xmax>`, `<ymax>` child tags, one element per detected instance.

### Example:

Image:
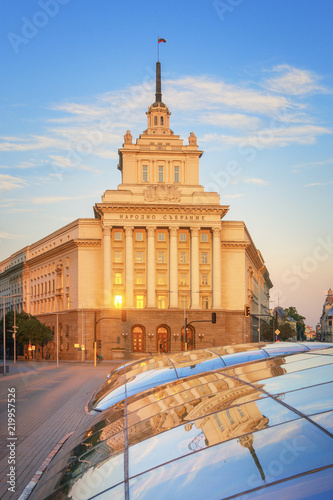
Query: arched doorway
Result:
<box><xmin>132</xmin><ymin>325</ymin><xmax>145</xmax><ymax>353</ymax></box>
<box><xmin>181</xmin><ymin>325</ymin><xmax>195</xmax><ymax>351</ymax></box>
<box><xmin>156</xmin><ymin>325</ymin><xmax>170</xmax><ymax>353</ymax></box>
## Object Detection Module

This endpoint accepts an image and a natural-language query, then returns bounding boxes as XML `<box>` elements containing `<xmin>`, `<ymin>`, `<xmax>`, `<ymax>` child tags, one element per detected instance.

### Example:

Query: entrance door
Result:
<box><xmin>157</xmin><ymin>326</ymin><xmax>169</xmax><ymax>353</ymax></box>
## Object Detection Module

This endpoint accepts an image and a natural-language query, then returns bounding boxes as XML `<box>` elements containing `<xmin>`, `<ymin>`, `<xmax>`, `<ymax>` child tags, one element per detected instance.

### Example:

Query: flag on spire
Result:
<box><xmin>158</xmin><ymin>38</ymin><xmax>167</xmax><ymax>43</ymax></box>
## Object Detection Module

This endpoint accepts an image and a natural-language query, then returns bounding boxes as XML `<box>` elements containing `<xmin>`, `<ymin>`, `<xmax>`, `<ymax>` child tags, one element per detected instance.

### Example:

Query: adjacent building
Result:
<box><xmin>0</xmin><ymin>62</ymin><xmax>273</xmax><ymax>360</ymax></box>
<box><xmin>319</xmin><ymin>288</ymin><xmax>333</xmax><ymax>342</ymax></box>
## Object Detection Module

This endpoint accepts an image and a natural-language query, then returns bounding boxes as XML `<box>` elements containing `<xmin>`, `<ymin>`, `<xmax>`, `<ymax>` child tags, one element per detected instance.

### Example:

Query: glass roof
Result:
<box><xmin>88</xmin><ymin>342</ymin><xmax>332</xmax><ymax>412</ymax></box>
<box><xmin>30</xmin><ymin>344</ymin><xmax>333</xmax><ymax>500</ymax></box>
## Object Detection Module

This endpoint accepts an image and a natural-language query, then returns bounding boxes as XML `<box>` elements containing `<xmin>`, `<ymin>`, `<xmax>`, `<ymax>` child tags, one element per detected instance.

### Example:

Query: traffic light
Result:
<box><xmin>211</xmin><ymin>312</ymin><xmax>216</xmax><ymax>324</ymax></box>
<box><xmin>98</xmin><ymin>340</ymin><xmax>102</xmax><ymax>349</ymax></box>
<box><xmin>121</xmin><ymin>310</ymin><xmax>126</xmax><ymax>322</ymax></box>
<box><xmin>244</xmin><ymin>305</ymin><xmax>250</xmax><ymax>317</ymax></box>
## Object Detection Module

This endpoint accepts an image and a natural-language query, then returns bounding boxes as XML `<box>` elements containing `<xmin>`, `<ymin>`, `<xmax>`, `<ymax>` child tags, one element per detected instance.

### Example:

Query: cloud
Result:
<box><xmin>201</xmin><ymin>113</ymin><xmax>261</xmax><ymax>129</ymax></box>
<box><xmin>305</xmin><ymin>181</ymin><xmax>333</xmax><ymax>187</ymax></box>
<box><xmin>31</xmin><ymin>195</ymin><xmax>94</xmax><ymax>205</ymax></box>
<box><xmin>0</xmin><ymin>231</ymin><xmax>22</xmax><ymax>239</ymax></box>
<box><xmin>0</xmin><ymin>174</ymin><xmax>28</xmax><ymax>191</ymax></box>
<box><xmin>244</xmin><ymin>178</ymin><xmax>269</xmax><ymax>186</ymax></box>
<box><xmin>224</xmin><ymin>193</ymin><xmax>244</xmax><ymax>199</ymax></box>
<box><xmin>264</xmin><ymin>65</ymin><xmax>327</xmax><ymax>96</ymax></box>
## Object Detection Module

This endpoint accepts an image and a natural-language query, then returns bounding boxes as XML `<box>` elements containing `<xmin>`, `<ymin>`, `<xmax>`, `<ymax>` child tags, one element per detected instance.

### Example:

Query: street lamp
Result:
<box><xmin>2</xmin><ymin>294</ymin><xmax>21</xmax><ymax>376</ymax></box>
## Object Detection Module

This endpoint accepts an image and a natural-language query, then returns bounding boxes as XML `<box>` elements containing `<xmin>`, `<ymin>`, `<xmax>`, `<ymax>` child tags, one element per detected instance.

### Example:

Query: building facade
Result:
<box><xmin>0</xmin><ymin>63</ymin><xmax>273</xmax><ymax>360</ymax></box>
<box><xmin>319</xmin><ymin>288</ymin><xmax>333</xmax><ymax>342</ymax></box>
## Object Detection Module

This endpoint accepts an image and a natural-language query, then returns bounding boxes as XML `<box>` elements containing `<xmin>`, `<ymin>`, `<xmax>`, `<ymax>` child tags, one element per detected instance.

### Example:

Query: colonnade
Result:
<box><xmin>102</xmin><ymin>224</ymin><xmax>222</xmax><ymax>309</ymax></box>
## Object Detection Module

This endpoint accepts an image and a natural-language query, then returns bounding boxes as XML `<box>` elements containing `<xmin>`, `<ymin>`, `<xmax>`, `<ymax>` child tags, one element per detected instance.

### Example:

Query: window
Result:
<box><xmin>66</xmin><ymin>295</ymin><xmax>70</xmax><ymax>310</ymax></box>
<box><xmin>142</xmin><ymin>165</ymin><xmax>148</xmax><ymax>182</ymax></box>
<box><xmin>161</xmin><ymin>116</ymin><xmax>164</xmax><ymax>126</ymax></box>
<box><xmin>158</xmin><ymin>252</ymin><xmax>165</xmax><ymax>263</ymax></box>
<box><xmin>115</xmin><ymin>273</ymin><xmax>122</xmax><ymax>284</ymax></box>
<box><xmin>201</xmin><ymin>274</ymin><xmax>208</xmax><ymax>285</ymax></box>
<box><xmin>154</xmin><ymin>116</ymin><xmax>158</xmax><ymax>126</ymax></box>
<box><xmin>180</xmin><ymin>253</ymin><xmax>187</xmax><ymax>264</ymax></box>
<box><xmin>180</xmin><ymin>295</ymin><xmax>188</xmax><ymax>309</ymax></box>
<box><xmin>158</xmin><ymin>233</ymin><xmax>165</xmax><ymax>241</ymax></box>
<box><xmin>114</xmin><ymin>295</ymin><xmax>123</xmax><ymax>308</ymax></box>
<box><xmin>114</xmin><ymin>232</ymin><xmax>122</xmax><ymax>241</ymax></box>
<box><xmin>158</xmin><ymin>274</ymin><xmax>166</xmax><ymax>285</ymax></box>
<box><xmin>201</xmin><ymin>252</ymin><xmax>208</xmax><ymax>264</ymax></box>
<box><xmin>66</xmin><ymin>275</ymin><xmax>70</xmax><ymax>287</ymax></box>
<box><xmin>132</xmin><ymin>326</ymin><xmax>144</xmax><ymax>352</ymax></box>
<box><xmin>174</xmin><ymin>166</ymin><xmax>179</xmax><ymax>183</ymax></box>
<box><xmin>136</xmin><ymin>295</ymin><xmax>144</xmax><ymax>309</ymax></box>
<box><xmin>202</xmin><ymin>296</ymin><xmax>209</xmax><ymax>309</ymax></box>
<box><xmin>158</xmin><ymin>166</ymin><xmax>164</xmax><ymax>183</ymax></box>
<box><xmin>66</xmin><ymin>257</ymin><xmax>70</xmax><ymax>267</ymax></box>
<box><xmin>136</xmin><ymin>232</ymin><xmax>143</xmax><ymax>241</ymax></box>
<box><xmin>179</xmin><ymin>274</ymin><xmax>187</xmax><ymax>285</ymax></box>
<box><xmin>136</xmin><ymin>252</ymin><xmax>143</xmax><ymax>263</ymax></box>
<box><xmin>179</xmin><ymin>233</ymin><xmax>187</xmax><ymax>242</ymax></box>
<box><xmin>201</xmin><ymin>233</ymin><xmax>208</xmax><ymax>242</ymax></box>
<box><xmin>158</xmin><ymin>296</ymin><xmax>166</xmax><ymax>309</ymax></box>
<box><xmin>115</xmin><ymin>252</ymin><xmax>122</xmax><ymax>263</ymax></box>
<box><xmin>136</xmin><ymin>274</ymin><xmax>144</xmax><ymax>285</ymax></box>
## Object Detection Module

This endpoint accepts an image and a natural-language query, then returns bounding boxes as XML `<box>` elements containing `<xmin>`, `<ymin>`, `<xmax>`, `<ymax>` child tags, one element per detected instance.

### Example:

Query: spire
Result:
<box><xmin>155</xmin><ymin>61</ymin><xmax>162</xmax><ymax>103</ymax></box>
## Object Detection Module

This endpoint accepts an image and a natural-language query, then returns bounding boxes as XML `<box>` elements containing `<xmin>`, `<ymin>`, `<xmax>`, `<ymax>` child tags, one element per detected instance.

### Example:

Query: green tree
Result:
<box><xmin>284</xmin><ymin>306</ymin><xmax>306</xmax><ymax>340</ymax></box>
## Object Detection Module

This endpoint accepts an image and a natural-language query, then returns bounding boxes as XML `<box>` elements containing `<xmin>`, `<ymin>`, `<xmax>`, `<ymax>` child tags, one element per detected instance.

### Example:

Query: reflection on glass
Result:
<box><xmin>310</xmin><ymin>410</ymin><xmax>333</xmax><ymax>434</ymax></box>
<box><xmin>129</xmin><ymin>419</ymin><xmax>333</xmax><ymax>500</ymax></box>
<box><xmin>222</xmin><ymin>350</ymin><xmax>269</xmax><ymax>366</ymax></box>
<box><xmin>280</xmin><ymin>382</ymin><xmax>333</xmax><ymax>416</ymax></box>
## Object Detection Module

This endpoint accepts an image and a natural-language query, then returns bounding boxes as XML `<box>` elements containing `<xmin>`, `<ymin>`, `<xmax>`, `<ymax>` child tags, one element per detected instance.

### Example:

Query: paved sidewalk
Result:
<box><xmin>0</xmin><ymin>361</ymin><xmax>126</xmax><ymax>499</ymax></box>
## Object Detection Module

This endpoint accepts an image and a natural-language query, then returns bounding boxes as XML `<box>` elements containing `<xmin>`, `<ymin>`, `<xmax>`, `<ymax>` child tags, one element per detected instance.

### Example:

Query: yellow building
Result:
<box><xmin>0</xmin><ymin>62</ymin><xmax>272</xmax><ymax>360</ymax></box>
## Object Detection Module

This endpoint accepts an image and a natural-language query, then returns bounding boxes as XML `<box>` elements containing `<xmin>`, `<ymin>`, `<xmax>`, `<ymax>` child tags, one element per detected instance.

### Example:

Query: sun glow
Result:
<box><xmin>114</xmin><ymin>295</ymin><xmax>123</xmax><ymax>308</ymax></box>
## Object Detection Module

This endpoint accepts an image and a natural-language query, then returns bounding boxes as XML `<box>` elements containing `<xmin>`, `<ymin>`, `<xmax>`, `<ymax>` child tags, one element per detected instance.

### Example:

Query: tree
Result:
<box><xmin>284</xmin><ymin>306</ymin><xmax>306</xmax><ymax>340</ymax></box>
<box><xmin>0</xmin><ymin>311</ymin><xmax>53</xmax><ymax>358</ymax></box>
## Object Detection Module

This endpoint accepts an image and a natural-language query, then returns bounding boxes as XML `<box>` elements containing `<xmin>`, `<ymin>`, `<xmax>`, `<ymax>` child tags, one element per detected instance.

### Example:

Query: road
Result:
<box><xmin>0</xmin><ymin>361</ymin><xmax>123</xmax><ymax>499</ymax></box>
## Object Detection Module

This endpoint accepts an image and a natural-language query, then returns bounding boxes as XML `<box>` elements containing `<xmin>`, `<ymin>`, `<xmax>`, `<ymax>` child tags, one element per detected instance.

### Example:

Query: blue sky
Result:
<box><xmin>0</xmin><ymin>0</ymin><xmax>332</xmax><ymax>328</ymax></box>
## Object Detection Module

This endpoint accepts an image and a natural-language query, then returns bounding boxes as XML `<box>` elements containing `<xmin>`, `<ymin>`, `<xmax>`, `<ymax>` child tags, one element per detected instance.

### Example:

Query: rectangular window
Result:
<box><xmin>174</xmin><ymin>166</ymin><xmax>180</xmax><ymax>183</ymax></box>
<box><xmin>158</xmin><ymin>274</ymin><xmax>166</xmax><ymax>285</ymax></box>
<box><xmin>158</xmin><ymin>296</ymin><xmax>166</xmax><ymax>309</ymax></box>
<box><xmin>179</xmin><ymin>274</ymin><xmax>187</xmax><ymax>285</ymax></box>
<box><xmin>136</xmin><ymin>295</ymin><xmax>144</xmax><ymax>309</ymax></box>
<box><xmin>158</xmin><ymin>252</ymin><xmax>165</xmax><ymax>264</ymax></box>
<box><xmin>201</xmin><ymin>233</ymin><xmax>208</xmax><ymax>242</ymax></box>
<box><xmin>180</xmin><ymin>252</ymin><xmax>187</xmax><ymax>264</ymax></box>
<box><xmin>158</xmin><ymin>166</ymin><xmax>164</xmax><ymax>183</ymax></box>
<box><xmin>66</xmin><ymin>257</ymin><xmax>70</xmax><ymax>267</ymax></box>
<box><xmin>136</xmin><ymin>252</ymin><xmax>144</xmax><ymax>263</ymax></box>
<box><xmin>202</xmin><ymin>296</ymin><xmax>209</xmax><ymax>309</ymax></box>
<box><xmin>179</xmin><ymin>233</ymin><xmax>187</xmax><ymax>242</ymax></box>
<box><xmin>201</xmin><ymin>274</ymin><xmax>208</xmax><ymax>286</ymax></box>
<box><xmin>180</xmin><ymin>295</ymin><xmax>188</xmax><ymax>309</ymax></box>
<box><xmin>114</xmin><ymin>232</ymin><xmax>122</xmax><ymax>241</ymax></box>
<box><xmin>66</xmin><ymin>295</ymin><xmax>70</xmax><ymax>310</ymax></box>
<box><xmin>142</xmin><ymin>165</ymin><xmax>148</xmax><ymax>182</ymax></box>
<box><xmin>115</xmin><ymin>273</ymin><xmax>122</xmax><ymax>284</ymax></box>
<box><xmin>136</xmin><ymin>274</ymin><xmax>144</xmax><ymax>285</ymax></box>
<box><xmin>158</xmin><ymin>233</ymin><xmax>165</xmax><ymax>241</ymax></box>
<box><xmin>136</xmin><ymin>232</ymin><xmax>143</xmax><ymax>241</ymax></box>
<box><xmin>66</xmin><ymin>275</ymin><xmax>70</xmax><ymax>287</ymax></box>
<box><xmin>115</xmin><ymin>252</ymin><xmax>122</xmax><ymax>263</ymax></box>
<box><xmin>201</xmin><ymin>252</ymin><xmax>208</xmax><ymax>264</ymax></box>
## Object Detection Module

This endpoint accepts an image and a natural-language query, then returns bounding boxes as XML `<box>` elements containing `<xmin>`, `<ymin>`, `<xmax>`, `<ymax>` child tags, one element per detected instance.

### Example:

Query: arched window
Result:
<box><xmin>154</xmin><ymin>116</ymin><xmax>158</xmax><ymax>126</ymax></box>
<box><xmin>161</xmin><ymin>116</ymin><xmax>164</xmax><ymax>126</ymax></box>
<box><xmin>157</xmin><ymin>325</ymin><xmax>170</xmax><ymax>353</ymax></box>
<box><xmin>181</xmin><ymin>325</ymin><xmax>195</xmax><ymax>351</ymax></box>
<box><xmin>132</xmin><ymin>325</ymin><xmax>145</xmax><ymax>352</ymax></box>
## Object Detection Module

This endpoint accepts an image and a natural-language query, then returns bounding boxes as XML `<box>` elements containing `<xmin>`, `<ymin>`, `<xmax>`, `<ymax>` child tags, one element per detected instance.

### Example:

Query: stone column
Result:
<box><xmin>190</xmin><ymin>226</ymin><xmax>200</xmax><ymax>308</ymax></box>
<box><xmin>146</xmin><ymin>226</ymin><xmax>156</xmax><ymax>307</ymax></box>
<box><xmin>169</xmin><ymin>226</ymin><xmax>179</xmax><ymax>307</ymax></box>
<box><xmin>102</xmin><ymin>225</ymin><xmax>112</xmax><ymax>307</ymax></box>
<box><xmin>212</xmin><ymin>227</ymin><xmax>222</xmax><ymax>308</ymax></box>
<box><xmin>125</xmin><ymin>226</ymin><xmax>134</xmax><ymax>308</ymax></box>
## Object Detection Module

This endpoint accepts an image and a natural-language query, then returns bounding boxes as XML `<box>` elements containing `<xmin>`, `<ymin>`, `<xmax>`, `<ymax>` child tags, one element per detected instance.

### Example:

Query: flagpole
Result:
<box><xmin>157</xmin><ymin>37</ymin><xmax>159</xmax><ymax>62</ymax></box>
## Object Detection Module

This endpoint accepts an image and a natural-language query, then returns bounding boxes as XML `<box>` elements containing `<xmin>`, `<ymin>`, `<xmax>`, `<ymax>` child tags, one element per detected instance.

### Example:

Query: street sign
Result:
<box><xmin>275</xmin><ymin>329</ymin><xmax>280</xmax><ymax>335</ymax></box>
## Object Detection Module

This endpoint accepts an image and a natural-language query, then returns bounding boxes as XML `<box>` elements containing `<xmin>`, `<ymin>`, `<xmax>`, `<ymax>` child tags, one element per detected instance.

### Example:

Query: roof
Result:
<box><xmin>30</xmin><ymin>343</ymin><xmax>333</xmax><ymax>499</ymax></box>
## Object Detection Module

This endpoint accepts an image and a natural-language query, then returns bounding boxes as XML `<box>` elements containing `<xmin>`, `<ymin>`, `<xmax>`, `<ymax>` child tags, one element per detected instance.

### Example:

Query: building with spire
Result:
<box><xmin>0</xmin><ymin>62</ymin><xmax>272</xmax><ymax>360</ymax></box>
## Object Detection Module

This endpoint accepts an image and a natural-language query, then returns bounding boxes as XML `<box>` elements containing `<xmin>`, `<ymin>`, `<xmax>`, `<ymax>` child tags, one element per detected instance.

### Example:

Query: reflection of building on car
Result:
<box><xmin>29</xmin><ymin>342</ymin><xmax>333</xmax><ymax>499</ymax></box>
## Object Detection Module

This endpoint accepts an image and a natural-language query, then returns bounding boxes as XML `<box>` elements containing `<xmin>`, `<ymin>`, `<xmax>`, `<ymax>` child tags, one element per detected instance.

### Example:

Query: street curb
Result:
<box><xmin>17</xmin><ymin>432</ymin><xmax>73</xmax><ymax>500</ymax></box>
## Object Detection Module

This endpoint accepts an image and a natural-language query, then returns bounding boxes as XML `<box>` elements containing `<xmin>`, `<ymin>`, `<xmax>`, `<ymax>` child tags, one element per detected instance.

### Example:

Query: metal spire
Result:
<box><xmin>155</xmin><ymin>61</ymin><xmax>162</xmax><ymax>103</ymax></box>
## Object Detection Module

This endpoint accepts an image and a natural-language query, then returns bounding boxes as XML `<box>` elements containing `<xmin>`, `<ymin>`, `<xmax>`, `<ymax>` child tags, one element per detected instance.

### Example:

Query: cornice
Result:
<box><xmin>95</xmin><ymin>204</ymin><xmax>228</xmax><ymax>216</ymax></box>
<box><xmin>221</xmin><ymin>241</ymin><xmax>250</xmax><ymax>250</ymax></box>
<box><xmin>25</xmin><ymin>239</ymin><xmax>101</xmax><ymax>266</ymax></box>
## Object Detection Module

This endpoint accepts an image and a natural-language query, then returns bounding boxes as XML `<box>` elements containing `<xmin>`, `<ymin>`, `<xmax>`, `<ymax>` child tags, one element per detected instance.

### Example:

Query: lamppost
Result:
<box><xmin>2</xmin><ymin>294</ymin><xmax>21</xmax><ymax>376</ymax></box>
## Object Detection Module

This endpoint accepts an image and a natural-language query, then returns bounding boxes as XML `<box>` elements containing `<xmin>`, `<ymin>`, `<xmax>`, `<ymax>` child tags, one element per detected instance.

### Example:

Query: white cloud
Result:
<box><xmin>0</xmin><ymin>174</ymin><xmax>28</xmax><ymax>191</ymax></box>
<box><xmin>305</xmin><ymin>181</ymin><xmax>333</xmax><ymax>187</ymax></box>
<box><xmin>264</xmin><ymin>65</ymin><xmax>327</xmax><ymax>95</ymax></box>
<box><xmin>0</xmin><ymin>231</ymin><xmax>22</xmax><ymax>239</ymax></box>
<box><xmin>244</xmin><ymin>178</ymin><xmax>268</xmax><ymax>186</ymax></box>
<box><xmin>201</xmin><ymin>113</ymin><xmax>261</xmax><ymax>129</ymax></box>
